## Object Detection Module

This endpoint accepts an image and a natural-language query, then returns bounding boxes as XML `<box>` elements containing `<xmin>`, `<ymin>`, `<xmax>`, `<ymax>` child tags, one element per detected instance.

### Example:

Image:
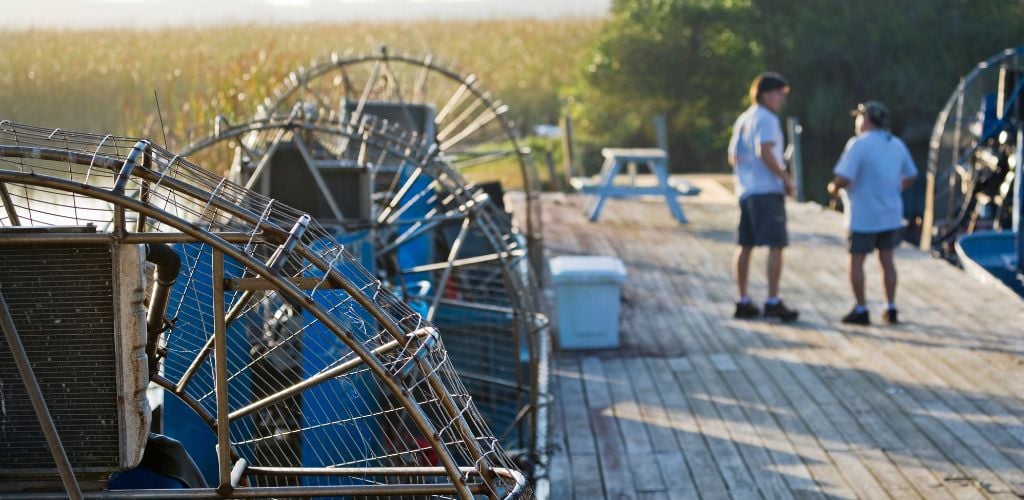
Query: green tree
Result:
<box><xmin>568</xmin><ymin>0</ymin><xmax>1024</xmax><ymax>206</ymax></box>
<box><xmin>566</xmin><ymin>0</ymin><xmax>760</xmax><ymax>173</ymax></box>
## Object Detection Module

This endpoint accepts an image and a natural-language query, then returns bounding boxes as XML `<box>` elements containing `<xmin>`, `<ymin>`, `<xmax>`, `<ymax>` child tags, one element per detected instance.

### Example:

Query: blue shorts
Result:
<box><xmin>848</xmin><ymin>229</ymin><xmax>901</xmax><ymax>254</ymax></box>
<box><xmin>737</xmin><ymin>194</ymin><xmax>788</xmax><ymax>248</ymax></box>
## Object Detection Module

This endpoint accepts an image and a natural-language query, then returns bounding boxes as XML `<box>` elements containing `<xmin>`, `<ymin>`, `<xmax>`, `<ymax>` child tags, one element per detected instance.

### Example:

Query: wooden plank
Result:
<box><xmin>580</xmin><ymin>356</ymin><xmax>639</xmax><ymax>500</ymax></box>
<box><xmin>602</xmin><ymin>358</ymin><xmax>668</xmax><ymax>494</ymax></box>
<box><xmin>656</xmin><ymin>225</ymin><xmax>871</xmax><ymax>500</ymax></box>
<box><xmin>621</xmin><ymin>357</ymin><xmax>683</xmax><ymax>454</ymax></box>
<box><xmin>764</xmin><ymin>314</ymin><xmax>958</xmax><ymax>499</ymax></box>
<box><xmin>663</xmin><ymin>356</ymin><xmax>762</xmax><ymax>498</ymax></box>
<box><xmin>780</xmin><ymin>242</ymin><xmax>1017</xmax><ymax>498</ymax></box>
<box><xmin>556</xmin><ymin>357</ymin><xmax>597</xmax><ymax>456</ymax></box>
<box><xmin>547</xmin><ymin>452</ymin><xmax>572</xmax><ymax>500</ymax></box>
<box><xmin>603</xmin><ymin>358</ymin><xmax>657</xmax><ymax>456</ymax></box>
<box><xmin>671</xmin><ymin>203</ymin><xmax>950</xmax><ymax>500</ymax></box>
<box><xmin>731</xmin><ymin>354</ymin><xmax>858</xmax><ymax>499</ymax></box>
<box><xmin>687</xmin><ymin>354</ymin><xmax>796</xmax><ymax>500</ymax></box>
<box><xmin>654</xmin><ymin>451</ymin><xmax>700</xmax><ymax>500</ymax></box>
<box><xmin>529</xmin><ymin>191</ymin><xmax>1024</xmax><ymax>499</ymax></box>
<box><xmin>628</xmin><ymin>452</ymin><xmax>668</xmax><ymax>494</ymax></box>
<box><xmin>705</xmin><ymin>352</ymin><xmax>824</xmax><ymax>499</ymax></box>
<box><xmin>547</xmin><ymin>359</ymin><xmax>574</xmax><ymax>500</ymax></box>
<box><xmin>645</xmin><ymin>357</ymin><xmax>731</xmax><ymax>499</ymax></box>
<box><xmin>569</xmin><ymin>453</ymin><xmax>605</xmax><ymax>500</ymax></box>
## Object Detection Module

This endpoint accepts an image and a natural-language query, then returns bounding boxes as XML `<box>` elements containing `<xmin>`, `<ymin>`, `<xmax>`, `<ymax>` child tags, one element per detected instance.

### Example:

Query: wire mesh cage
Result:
<box><xmin>253</xmin><ymin>48</ymin><xmax>545</xmax><ymax>277</ymax></box>
<box><xmin>922</xmin><ymin>45</ymin><xmax>1024</xmax><ymax>254</ymax></box>
<box><xmin>0</xmin><ymin>120</ymin><xmax>529</xmax><ymax>499</ymax></box>
<box><xmin>179</xmin><ymin>109</ymin><xmax>551</xmax><ymax>474</ymax></box>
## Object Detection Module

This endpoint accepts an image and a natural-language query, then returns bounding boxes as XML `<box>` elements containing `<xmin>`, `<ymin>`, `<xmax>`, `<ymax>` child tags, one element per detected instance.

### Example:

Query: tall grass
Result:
<box><xmin>0</xmin><ymin>20</ymin><xmax>598</xmax><ymax>177</ymax></box>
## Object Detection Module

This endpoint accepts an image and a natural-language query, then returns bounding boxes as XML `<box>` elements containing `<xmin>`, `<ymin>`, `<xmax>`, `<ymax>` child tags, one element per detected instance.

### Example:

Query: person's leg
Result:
<box><xmin>735</xmin><ymin>196</ymin><xmax>755</xmax><ymax>303</ymax></box>
<box><xmin>734</xmin><ymin>245</ymin><xmax>753</xmax><ymax>301</ymax></box>
<box><xmin>849</xmin><ymin>252</ymin><xmax>867</xmax><ymax>306</ymax></box>
<box><xmin>767</xmin><ymin>246</ymin><xmax>783</xmax><ymax>300</ymax></box>
<box><xmin>879</xmin><ymin>248</ymin><xmax>897</xmax><ymax>306</ymax></box>
<box><xmin>841</xmin><ymin>232</ymin><xmax>872</xmax><ymax>324</ymax></box>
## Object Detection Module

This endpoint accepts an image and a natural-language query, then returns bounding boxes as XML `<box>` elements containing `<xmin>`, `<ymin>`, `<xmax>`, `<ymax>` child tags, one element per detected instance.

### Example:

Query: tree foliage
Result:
<box><xmin>568</xmin><ymin>0</ymin><xmax>1024</xmax><ymax>202</ymax></box>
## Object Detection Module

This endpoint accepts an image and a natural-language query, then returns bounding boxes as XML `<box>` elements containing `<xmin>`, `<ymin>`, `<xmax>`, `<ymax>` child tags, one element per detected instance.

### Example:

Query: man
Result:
<box><xmin>828</xmin><ymin>101</ymin><xmax>918</xmax><ymax>325</ymax></box>
<box><xmin>727</xmin><ymin>72</ymin><xmax>799</xmax><ymax>322</ymax></box>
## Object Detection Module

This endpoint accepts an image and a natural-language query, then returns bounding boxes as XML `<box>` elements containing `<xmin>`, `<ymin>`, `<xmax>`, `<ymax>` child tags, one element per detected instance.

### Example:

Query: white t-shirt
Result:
<box><xmin>728</xmin><ymin>104</ymin><xmax>786</xmax><ymax>200</ymax></box>
<box><xmin>833</xmin><ymin>130</ymin><xmax>918</xmax><ymax>232</ymax></box>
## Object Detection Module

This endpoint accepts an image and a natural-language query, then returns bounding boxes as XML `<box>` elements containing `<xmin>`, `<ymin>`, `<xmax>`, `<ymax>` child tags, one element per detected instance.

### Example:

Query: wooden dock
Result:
<box><xmin>517</xmin><ymin>177</ymin><xmax>1024</xmax><ymax>499</ymax></box>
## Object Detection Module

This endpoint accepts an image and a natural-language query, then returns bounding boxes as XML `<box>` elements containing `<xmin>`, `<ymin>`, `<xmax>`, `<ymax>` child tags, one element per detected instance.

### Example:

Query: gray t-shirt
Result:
<box><xmin>833</xmin><ymin>130</ymin><xmax>918</xmax><ymax>232</ymax></box>
<box><xmin>728</xmin><ymin>104</ymin><xmax>786</xmax><ymax>200</ymax></box>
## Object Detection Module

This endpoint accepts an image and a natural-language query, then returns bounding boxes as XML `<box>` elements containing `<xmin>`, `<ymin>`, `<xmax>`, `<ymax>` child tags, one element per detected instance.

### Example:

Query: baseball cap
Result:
<box><xmin>851</xmin><ymin>101</ymin><xmax>889</xmax><ymax>128</ymax></box>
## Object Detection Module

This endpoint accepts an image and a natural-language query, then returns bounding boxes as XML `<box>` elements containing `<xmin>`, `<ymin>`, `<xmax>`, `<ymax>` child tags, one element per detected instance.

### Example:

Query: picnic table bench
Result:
<box><xmin>570</xmin><ymin>148</ymin><xmax>700</xmax><ymax>223</ymax></box>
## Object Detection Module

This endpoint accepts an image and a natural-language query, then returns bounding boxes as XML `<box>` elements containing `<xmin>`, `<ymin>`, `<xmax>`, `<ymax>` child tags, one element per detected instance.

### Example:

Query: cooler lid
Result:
<box><xmin>549</xmin><ymin>255</ymin><xmax>627</xmax><ymax>284</ymax></box>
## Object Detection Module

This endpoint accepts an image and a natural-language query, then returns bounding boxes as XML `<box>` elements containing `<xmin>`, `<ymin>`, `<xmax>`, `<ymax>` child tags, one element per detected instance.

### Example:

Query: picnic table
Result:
<box><xmin>570</xmin><ymin>148</ymin><xmax>700</xmax><ymax>223</ymax></box>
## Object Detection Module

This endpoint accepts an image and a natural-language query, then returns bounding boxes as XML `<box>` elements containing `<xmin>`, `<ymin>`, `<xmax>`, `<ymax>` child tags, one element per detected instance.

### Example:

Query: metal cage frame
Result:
<box><xmin>921</xmin><ymin>45</ymin><xmax>1024</xmax><ymax>252</ymax></box>
<box><xmin>256</xmin><ymin>47</ymin><xmax>545</xmax><ymax>276</ymax></box>
<box><xmin>0</xmin><ymin>120</ymin><xmax>529</xmax><ymax>499</ymax></box>
<box><xmin>179</xmin><ymin>111</ymin><xmax>551</xmax><ymax>472</ymax></box>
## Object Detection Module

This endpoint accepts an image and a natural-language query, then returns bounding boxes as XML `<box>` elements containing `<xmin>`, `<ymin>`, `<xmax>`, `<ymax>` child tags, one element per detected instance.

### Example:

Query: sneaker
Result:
<box><xmin>883</xmin><ymin>308</ymin><xmax>899</xmax><ymax>324</ymax></box>
<box><xmin>763</xmin><ymin>301</ymin><xmax>799</xmax><ymax>322</ymax></box>
<box><xmin>841</xmin><ymin>307</ymin><xmax>870</xmax><ymax>325</ymax></box>
<box><xmin>734</xmin><ymin>301</ymin><xmax>760</xmax><ymax>320</ymax></box>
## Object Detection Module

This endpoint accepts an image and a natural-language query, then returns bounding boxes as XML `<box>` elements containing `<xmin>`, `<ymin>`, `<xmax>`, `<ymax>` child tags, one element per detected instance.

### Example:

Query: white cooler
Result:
<box><xmin>549</xmin><ymin>256</ymin><xmax>627</xmax><ymax>349</ymax></box>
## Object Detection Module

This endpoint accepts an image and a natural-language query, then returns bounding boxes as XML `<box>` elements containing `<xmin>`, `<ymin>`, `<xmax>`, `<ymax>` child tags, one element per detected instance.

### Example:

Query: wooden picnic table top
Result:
<box><xmin>511</xmin><ymin>178</ymin><xmax>1024</xmax><ymax>499</ymax></box>
<box><xmin>601</xmin><ymin>148</ymin><xmax>668</xmax><ymax>160</ymax></box>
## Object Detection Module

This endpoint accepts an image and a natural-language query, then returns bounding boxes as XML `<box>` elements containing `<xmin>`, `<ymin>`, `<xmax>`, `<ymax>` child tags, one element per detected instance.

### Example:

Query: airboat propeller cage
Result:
<box><xmin>0</xmin><ymin>121</ymin><xmax>528</xmax><ymax>499</ymax></box>
<box><xmin>179</xmin><ymin>109</ymin><xmax>551</xmax><ymax>470</ymax></box>
<box><xmin>260</xmin><ymin>48</ymin><xmax>545</xmax><ymax>276</ymax></box>
<box><xmin>922</xmin><ymin>45</ymin><xmax>1024</xmax><ymax>252</ymax></box>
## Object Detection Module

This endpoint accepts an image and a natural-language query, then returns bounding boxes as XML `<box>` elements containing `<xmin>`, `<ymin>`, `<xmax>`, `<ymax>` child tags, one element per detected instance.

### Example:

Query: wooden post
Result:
<box><xmin>654</xmin><ymin>112</ymin><xmax>669</xmax><ymax>160</ymax></box>
<box><xmin>655</xmin><ymin>113</ymin><xmax>671</xmax><ymax>175</ymax></box>
<box><xmin>560</xmin><ymin>115</ymin><xmax>577</xmax><ymax>180</ymax></box>
<box><xmin>544</xmin><ymin>150</ymin><xmax>563</xmax><ymax>192</ymax></box>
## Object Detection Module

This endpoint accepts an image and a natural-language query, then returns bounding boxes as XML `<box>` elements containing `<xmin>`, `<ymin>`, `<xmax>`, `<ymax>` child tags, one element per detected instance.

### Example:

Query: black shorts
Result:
<box><xmin>848</xmin><ymin>229</ymin><xmax>901</xmax><ymax>254</ymax></box>
<box><xmin>737</xmin><ymin>194</ymin><xmax>788</xmax><ymax>248</ymax></box>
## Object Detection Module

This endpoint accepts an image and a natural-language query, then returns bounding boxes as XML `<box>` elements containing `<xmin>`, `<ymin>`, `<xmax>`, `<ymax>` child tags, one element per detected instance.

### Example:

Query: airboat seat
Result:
<box><xmin>571</xmin><ymin>147</ymin><xmax>700</xmax><ymax>223</ymax></box>
<box><xmin>107</xmin><ymin>434</ymin><xmax>208</xmax><ymax>490</ymax></box>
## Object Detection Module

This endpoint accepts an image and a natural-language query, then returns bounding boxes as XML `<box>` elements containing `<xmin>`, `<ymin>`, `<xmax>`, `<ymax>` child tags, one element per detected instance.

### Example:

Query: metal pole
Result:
<box><xmin>211</xmin><ymin>250</ymin><xmax>232</xmax><ymax>495</ymax></box>
<box><xmin>0</xmin><ymin>182</ymin><xmax>21</xmax><ymax>225</ymax></box>
<box><xmin>427</xmin><ymin>216</ymin><xmax>472</xmax><ymax>321</ymax></box>
<box><xmin>786</xmin><ymin>116</ymin><xmax>805</xmax><ymax>202</ymax></box>
<box><xmin>0</xmin><ymin>288</ymin><xmax>83</xmax><ymax>500</ymax></box>
<box><xmin>1015</xmin><ymin>129</ymin><xmax>1023</xmax><ymax>274</ymax></box>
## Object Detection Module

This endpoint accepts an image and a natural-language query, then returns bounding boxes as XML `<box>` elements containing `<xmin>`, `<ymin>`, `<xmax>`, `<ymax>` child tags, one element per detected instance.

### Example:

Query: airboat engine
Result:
<box><xmin>0</xmin><ymin>227</ymin><xmax>150</xmax><ymax>492</ymax></box>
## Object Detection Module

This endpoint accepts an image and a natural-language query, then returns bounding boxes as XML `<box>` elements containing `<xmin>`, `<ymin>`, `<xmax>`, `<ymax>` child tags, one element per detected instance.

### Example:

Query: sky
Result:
<box><xmin>1</xmin><ymin>0</ymin><xmax>612</xmax><ymax>29</ymax></box>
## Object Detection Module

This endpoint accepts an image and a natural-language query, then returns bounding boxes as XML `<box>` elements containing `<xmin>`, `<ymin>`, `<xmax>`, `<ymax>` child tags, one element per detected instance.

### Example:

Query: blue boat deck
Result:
<box><xmin>515</xmin><ymin>177</ymin><xmax>1024</xmax><ymax>499</ymax></box>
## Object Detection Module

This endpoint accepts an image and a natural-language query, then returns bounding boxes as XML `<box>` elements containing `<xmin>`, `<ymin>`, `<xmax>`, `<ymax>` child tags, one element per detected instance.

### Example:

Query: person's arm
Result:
<box><xmin>759</xmin><ymin>142</ymin><xmax>795</xmax><ymax>196</ymax></box>
<box><xmin>727</xmin><ymin>126</ymin><xmax>739</xmax><ymax>169</ymax></box>
<box><xmin>828</xmin><ymin>175</ymin><xmax>851</xmax><ymax>197</ymax></box>
<box><xmin>899</xmin><ymin>140</ymin><xmax>918</xmax><ymax>191</ymax></box>
<box><xmin>829</xmin><ymin>138</ymin><xmax>859</xmax><ymax>197</ymax></box>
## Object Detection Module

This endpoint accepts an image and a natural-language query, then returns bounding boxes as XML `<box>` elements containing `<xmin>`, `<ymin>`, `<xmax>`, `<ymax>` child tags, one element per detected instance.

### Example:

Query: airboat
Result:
<box><xmin>180</xmin><ymin>48</ymin><xmax>552</xmax><ymax>477</ymax></box>
<box><xmin>0</xmin><ymin>117</ymin><xmax>531</xmax><ymax>498</ymax></box>
<box><xmin>922</xmin><ymin>45</ymin><xmax>1024</xmax><ymax>296</ymax></box>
